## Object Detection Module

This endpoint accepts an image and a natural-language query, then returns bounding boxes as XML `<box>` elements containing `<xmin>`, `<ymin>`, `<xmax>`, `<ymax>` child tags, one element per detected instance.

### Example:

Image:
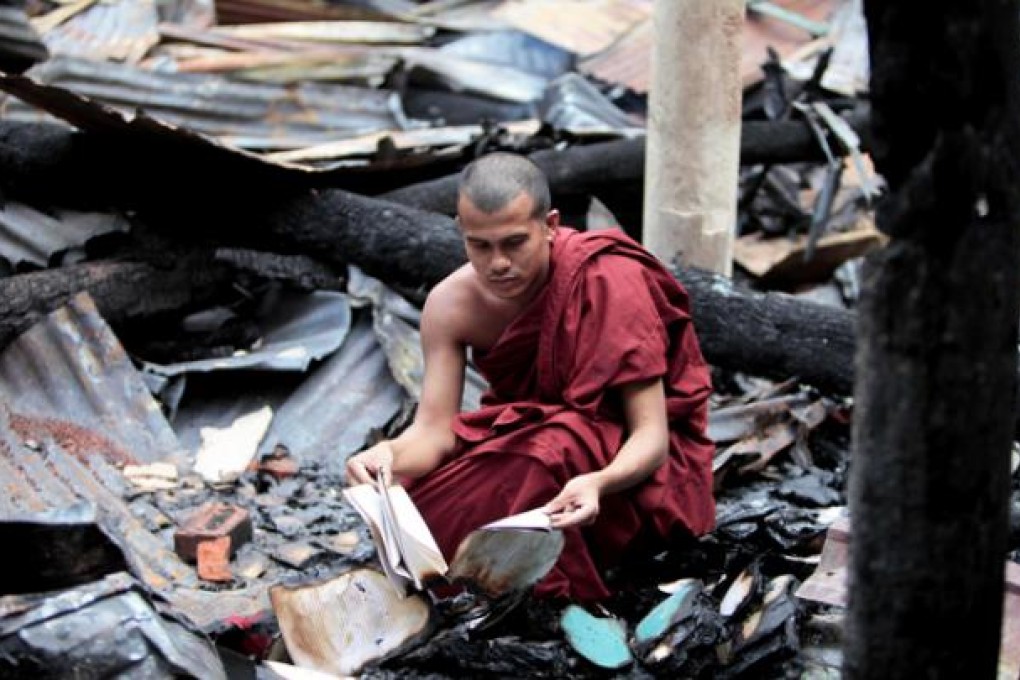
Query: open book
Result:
<box><xmin>343</xmin><ymin>481</ymin><xmax>556</xmax><ymax>594</ymax></box>
<box><xmin>343</xmin><ymin>481</ymin><xmax>449</xmax><ymax>593</ymax></box>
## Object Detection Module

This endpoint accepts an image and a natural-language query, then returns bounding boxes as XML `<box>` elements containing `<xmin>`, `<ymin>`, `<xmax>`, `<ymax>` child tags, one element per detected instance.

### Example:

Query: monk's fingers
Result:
<box><xmin>346</xmin><ymin>459</ymin><xmax>374</xmax><ymax>485</ymax></box>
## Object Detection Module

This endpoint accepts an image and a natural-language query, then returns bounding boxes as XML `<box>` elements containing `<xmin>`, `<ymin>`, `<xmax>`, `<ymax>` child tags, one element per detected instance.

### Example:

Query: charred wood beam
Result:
<box><xmin>213</xmin><ymin>248</ymin><xmax>344</xmax><ymax>292</ymax></box>
<box><xmin>381</xmin><ymin>107</ymin><xmax>872</xmax><ymax>216</ymax></box>
<box><xmin>678</xmin><ymin>268</ymin><xmax>854</xmax><ymax>395</ymax></box>
<box><xmin>0</xmin><ymin>257</ymin><xmax>232</xmax><ymax>349</ymax></box>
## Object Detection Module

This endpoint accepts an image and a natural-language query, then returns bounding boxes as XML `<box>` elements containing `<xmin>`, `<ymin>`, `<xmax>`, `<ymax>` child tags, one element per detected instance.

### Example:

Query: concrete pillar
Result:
<box><xmin>643</xmin><ymin>0</ymin><xmax>743</xmax><ymax>275</ymax></box>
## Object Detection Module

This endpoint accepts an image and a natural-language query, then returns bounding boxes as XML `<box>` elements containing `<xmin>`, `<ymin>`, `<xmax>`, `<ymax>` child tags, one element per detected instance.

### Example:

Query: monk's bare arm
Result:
<box><xmin>545</xmin><ymin>377</ymin><xmax>669</xmax><ymax>527</ymax></box>
<box><xmin>345</xmin><ymin>278</ymin><xmax>469</xmax><ymax>484</ymax></box>
<box><xmin>594</xmin><ymin>376</ymin><xmax>670</xmax><ymax>493</ymax></box>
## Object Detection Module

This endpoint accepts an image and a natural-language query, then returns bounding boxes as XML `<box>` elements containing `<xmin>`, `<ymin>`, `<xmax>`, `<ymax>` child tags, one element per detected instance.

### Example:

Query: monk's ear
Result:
<box><xmin>545</xmin><ymin>209</ymin><xmax>560</xmax><ymax>232</ymax></box>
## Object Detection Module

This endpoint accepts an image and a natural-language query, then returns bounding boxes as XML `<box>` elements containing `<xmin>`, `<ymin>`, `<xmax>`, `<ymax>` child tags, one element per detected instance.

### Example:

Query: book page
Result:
<box><xmin>384</xmin><ymin>484</ymin><xmax>449</xmax><ymax>582</ymax></box>
<box><xmin>342</xmin><ymin>484</ymin><xmax>411</xmax><ymax>592</ymax></box>
<box><xmin>481</xmin><ymin>507</ymin><xmax>552</xmax><ymax>532</ymax></box>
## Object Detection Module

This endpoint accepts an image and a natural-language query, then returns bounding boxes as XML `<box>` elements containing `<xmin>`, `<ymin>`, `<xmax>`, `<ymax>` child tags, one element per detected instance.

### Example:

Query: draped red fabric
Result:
<box><xmin>407</xmin><ymin>228</ymin><xmax>715</xmax><ymax>601</ymax></box>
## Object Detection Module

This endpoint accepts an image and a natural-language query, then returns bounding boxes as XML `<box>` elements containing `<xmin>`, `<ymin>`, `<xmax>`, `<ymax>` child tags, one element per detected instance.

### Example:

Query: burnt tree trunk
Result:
<box><xmin>0</xmin><ymin>257</ymin><xmax>232</xmax><ymax>349</ymax></box>
<box><xmin>847</xmin><ymin>3</ymin><xmax>1020</xmax><ymax>677</ymax></box>
<box><xmin>381</xmin><ymin>109</ymin><xmax>872</xmax><ymax>216</ymax></box>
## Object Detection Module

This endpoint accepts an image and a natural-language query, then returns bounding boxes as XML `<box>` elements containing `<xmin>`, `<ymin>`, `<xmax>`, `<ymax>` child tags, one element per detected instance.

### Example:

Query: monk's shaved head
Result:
<box><xmin>458</xmin><ymin>153</ymin><xmax>551</xmax><ymax>219</ymax></box>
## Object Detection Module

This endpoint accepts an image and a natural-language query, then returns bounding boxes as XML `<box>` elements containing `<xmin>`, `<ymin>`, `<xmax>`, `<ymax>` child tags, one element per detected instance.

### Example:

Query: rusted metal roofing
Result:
<box><xmin>580</xmin><ymin>0</ymin><xmax>843</xmax><ymax>94</ymax></box>
<box><xmin>0</xmin><ymin>292</ymin><xmax>182</xmax><ymax>465</ymax></box>
<box><xmin>0</xmin><ymin>202</ymin><xmax>130</xmax><ymax>271</ymax></box>
<box><xmin>578</xmin><ymin>16</ymin><xmax>651</xmax><ymax>93</ymax></box>
<box><xmin>212</xmin><ymin>0</ymin><xmax>416</xmax><ymax>25</ymax></box>
<box><xmin>0</xmin><ymin>410</ymin><xmax>195</xmax><ymax>590</ymax></box>
<box><xmin>492</xmin><ymin>0</ymin><xmax>652</xmax><ymax>57</ymax></box>
<box><xmin>0</xmin><ymin>55</ymin><xmax>410</xmax><ymax>150</ymax></box>
<box><xmin>34</xmin><ymin>0</ymin><xmax>160</xmax><ymax>64</ymax></box>
<box><xmin>0</xmin><ymin>407</ymin><xmax>270</xmax><ymax>629</ymax></box>
<box><xmin>0</xmin><ymin>4</ymin><xmax>48</xmax><ymax>71</ymax></box>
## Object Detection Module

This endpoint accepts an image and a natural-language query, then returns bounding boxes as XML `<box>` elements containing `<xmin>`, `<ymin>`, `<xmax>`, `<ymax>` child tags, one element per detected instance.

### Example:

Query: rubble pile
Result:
<box><xmin>1</xmin><ymin>0</ymin><xmax>1017</xmax><ymax>677</ymax></box>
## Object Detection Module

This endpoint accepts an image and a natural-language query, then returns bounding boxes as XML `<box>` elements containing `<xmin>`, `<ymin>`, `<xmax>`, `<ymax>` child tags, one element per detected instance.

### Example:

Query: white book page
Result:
<box><xmin>386</xmin><ymin>485</ymin><xmax>448</xmax><ymax>578</ymax></box>
<box><xmin>482</xmin><ymin>507</ymin><xmax>552</xmax><ymax>532</ymax></box>
<box><xmin>343</xmin><ymin>484</ymin><xmax>411</xmax><ymax>591</ymax></box>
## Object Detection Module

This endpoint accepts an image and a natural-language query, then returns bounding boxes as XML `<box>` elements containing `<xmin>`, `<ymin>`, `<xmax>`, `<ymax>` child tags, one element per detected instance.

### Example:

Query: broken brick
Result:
<box><xmin>174</xmin><ymin>502</ymin><xmax>252</xmax><ymax>562</ymax></box>
<box><xmin>197</xmin><ymin>536</ymin><xmax>233</xmax><ymax>582</ymax></box>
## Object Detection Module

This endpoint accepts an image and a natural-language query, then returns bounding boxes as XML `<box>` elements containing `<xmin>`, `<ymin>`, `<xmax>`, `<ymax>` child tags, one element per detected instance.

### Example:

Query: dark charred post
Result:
<box><xmin>0</xmin><ymin>258</ymin><xmax>232</xmax><ymax>349</ymax></box>
<box><xmin>847</xmin><ymin>3</ymin><xmax>1020</xmax><ymax>677</ymax></box>
<box><xmin>380</xmin><ymin>111</ymin><xmax>872</xmax><ymax>216</ymax></box>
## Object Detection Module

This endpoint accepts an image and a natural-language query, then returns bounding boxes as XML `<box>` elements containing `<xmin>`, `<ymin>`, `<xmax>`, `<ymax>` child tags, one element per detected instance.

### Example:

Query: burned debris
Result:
<box><xmin>0</xmin><ymin>0</ymin><xmax>1017</xmax><ymax>678</ymax></box>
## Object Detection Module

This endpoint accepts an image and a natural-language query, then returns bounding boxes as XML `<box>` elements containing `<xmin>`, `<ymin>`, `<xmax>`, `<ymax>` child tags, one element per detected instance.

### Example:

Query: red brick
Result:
<box><xmin>174</xmin><ymin>502</ymin><xmax>252</xmax><ymax>562</ymax></box>
<box><xmin>196</xmin><ymin>536</ymin><xmax>233</xmax><ymax>582</ymax></box>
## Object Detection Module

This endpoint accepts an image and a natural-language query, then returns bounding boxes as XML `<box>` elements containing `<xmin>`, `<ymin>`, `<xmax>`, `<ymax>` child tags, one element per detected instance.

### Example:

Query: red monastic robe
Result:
<box><xmin>407</xmin><ymin>227</ymin><xmax>715</xmax><ymax>601</ymax></box>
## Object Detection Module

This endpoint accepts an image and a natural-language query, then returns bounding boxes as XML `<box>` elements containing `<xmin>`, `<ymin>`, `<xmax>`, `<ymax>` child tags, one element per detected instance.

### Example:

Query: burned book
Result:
<box><xmin>343</xmin><ymin>480</ymin><xmax>449</xmax><ymax>593</ymax></box>
<box><xmin>345</xmin><ymin>482</ymin><xmax>564</xmax><ymax>598</ymax></box>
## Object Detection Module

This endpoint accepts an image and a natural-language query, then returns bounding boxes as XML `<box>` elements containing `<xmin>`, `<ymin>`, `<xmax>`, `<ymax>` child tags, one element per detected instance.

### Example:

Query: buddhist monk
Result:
<box><xmin>346</xmin><ymin>152</ymin><xmax>714</xmax><ymax>601</ymax></box>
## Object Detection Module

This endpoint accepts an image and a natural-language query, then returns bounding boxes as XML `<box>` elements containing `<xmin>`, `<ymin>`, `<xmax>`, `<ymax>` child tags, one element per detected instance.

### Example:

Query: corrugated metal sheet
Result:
<box><xmin>578</xmin><ymin>16</ymin><xmax>651</xmax><ymax>93</ymax></box>
<box><xmin>259</xmin><ymin>315</ymin><xmax>405</xmax><ymax>464</ymax></box>
<box><xmin>213</xmin><ymin>0</ymin><xmax>415</xmax><ymax>26</ymax></box>
<box><xmin>210</xmin><ymin>20</ymin><xmax>434</xmax><ymax>44</ymax></box>
<box><xmin>492</xmin><ymin>0</ymin><xmax>652</xmax><ymax>57</ymax></box>
<box><xmin>36</xmin><ymin>0</ymin><xmax>160</xmax><ymax>64</ymax></box>
<box><xmin>0</xmin><ymin>412</ymin><xmax>196</xmax><ymax>591</ymax></box>
<box><xmin>168</xmin><ymin>314</ymin><xmax>405</xmax><ymax>468</ymax></box>
<box><xmin>0</xmin><ymin>408</ymin><xmax>270</xmax><ymax>629</ymax></box>
<box><xmin>581</xmin><ymin>0</ymin><xmax>843</xmax><ymax>93</ymax></box>
<box><xmin>0</xmin><ymin>292</ymin><xmax>182</xmax><ymax>465</ymax></box>
<box><xmin>143</xmin><ymin>291</ymin><xmax>352</xmax><ymax>377</ymax></box>
<box><xmin>0</xmin><ymin>202</ymin><xmax>130</xmax><ymax>270</ymax></box>
<box><xmin>439</xmin><ymin>29</ymin><xmax>573</xmax><ymax>79</ymax></box>
<box><xmin>266</xmin><ymin>119</ymin><xmax>540</xmax><ymax>166</ymax></box>
<box><xmin>538</xmin><ymin>72</ymin><xmax>642</xmax><ymax>134</ymax></box>
<box><xmin>0</xmin><ymin>55</ymin><xmax>409</xmax><ymax>150</ymax></box>
<box><xmin>0</xmin><ymin>5</ymin><xmax>48</xmax><ymax>69</ymax></box>
<box><xmin>398</xmin><ymin>46</ymin><xmax>547</xmax><ymax>103</ymax></box>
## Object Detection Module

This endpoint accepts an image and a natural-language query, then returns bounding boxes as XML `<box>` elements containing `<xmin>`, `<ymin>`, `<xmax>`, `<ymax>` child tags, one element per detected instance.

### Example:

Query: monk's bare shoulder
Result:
<box><xmin>421</xmin><ymin>264</ymin><xmax>481</xmax><ymax>344</ymax></box>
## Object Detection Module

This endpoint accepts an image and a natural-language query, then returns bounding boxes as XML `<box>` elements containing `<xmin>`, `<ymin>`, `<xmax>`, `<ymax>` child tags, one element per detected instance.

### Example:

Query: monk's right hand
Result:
<box><xmin>345</xmin><ymin>442</ymin><xmax>394</xmax><ymax>486</ymax></box>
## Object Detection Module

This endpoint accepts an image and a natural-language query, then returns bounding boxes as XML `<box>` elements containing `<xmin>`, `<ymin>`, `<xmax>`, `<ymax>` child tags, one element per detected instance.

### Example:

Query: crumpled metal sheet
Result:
<box><xmin>0</xmin><ymin>292</ymin><xmax>182</xmax><ymax>465</ymax></box>
<box><xmin>492</xmin><ymin>0</ymin><xmax>652</xmax><ymax>58</ymax></box>
<box><xmin>258</xmin><ymin>314</ymin><xmax>405</xmax><ymax>465</ymax></box>
<box><xmin>0</xmin><ymin>405</ymin><xmax>271</xmax><ymax>630</ymax></box>
<box><xmin>36</xmin><ymin>0</ymin><xmax>160</xmax><ymax>64</ymax></box>
<box><xmin>0</xmin><ymin>55</ymin><xmax>410</xmax><ymax>151</ymax></box>
<box><xmin>0</xmin><ymin>202</ymin><xmax>130</xmax><ymax>271</ymax></box>
<box><xmin>538</xmin><ymin>72</ymin><xmax>642</xmax><ymax>135</ymax></box>
<box><xmin>398</xmin><ymin>46</ymin><xmax>548</xmax><ymax>103</ymax></box>
<box><xmin>168</xmin><ymin>314</ymin><xmax>405</xmax><ymax>468</ymax></box>
<box><xmin>143</xmin><ymin>291</ymin><xmax>352</xmax><ymax>377</ymax></box>
<box><xmin>578</xmin><ymin>16</ymin><xmax>651</xmax><ymax>93</ymax></box>
<box><xmin>214</xmin><ymin>0</ymin><xmax>417</xmax><ymax>25</ymax></box>
<box><xmin>349</xmin><ymin>266</ymin><xmax>486</xmax><ymax>411</ymax></box>
<box><xmin>0</xmin><ymin>572</ymin><xmax>227</xmax><ymax>679</ymax></box>
<box><xmin>0</xmin><ymin>409</ymin><xmax>197</xmax><ymax>595</ymax></box>
<box><xmin>0</xmin><ymin>4</ymin><xmax>48</xmax><ymax>72</ymax></box>
<box><xmin>439</xmin><ymin>29</ymin><xmax>572</xmax><ymax>80</ymax></box>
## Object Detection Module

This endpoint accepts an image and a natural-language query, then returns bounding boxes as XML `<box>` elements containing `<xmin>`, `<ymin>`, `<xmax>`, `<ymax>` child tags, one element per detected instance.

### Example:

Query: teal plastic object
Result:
<box><xmin>634</xmin><ymin>579</ymin><xmax>703</xmax><ymax>645</ymax></box>
<box><xmin>560</xmin><ymin>604</ymin><xmax>633</xmax><ymax>670</ymax></box>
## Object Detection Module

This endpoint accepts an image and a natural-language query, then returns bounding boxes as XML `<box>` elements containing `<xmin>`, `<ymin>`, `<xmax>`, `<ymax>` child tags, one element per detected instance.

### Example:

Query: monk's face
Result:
<box><xmin>457</xmin><ymin>191</ymin><xmax>559</xmax><ymax>302</ymax></box>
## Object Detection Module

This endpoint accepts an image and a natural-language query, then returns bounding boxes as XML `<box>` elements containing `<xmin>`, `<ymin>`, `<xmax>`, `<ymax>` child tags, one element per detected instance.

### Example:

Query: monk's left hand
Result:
<box><xmin>544</xmin><ymin>474</ymin><xmax>602</xmax><ymax>529</ymax></box>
